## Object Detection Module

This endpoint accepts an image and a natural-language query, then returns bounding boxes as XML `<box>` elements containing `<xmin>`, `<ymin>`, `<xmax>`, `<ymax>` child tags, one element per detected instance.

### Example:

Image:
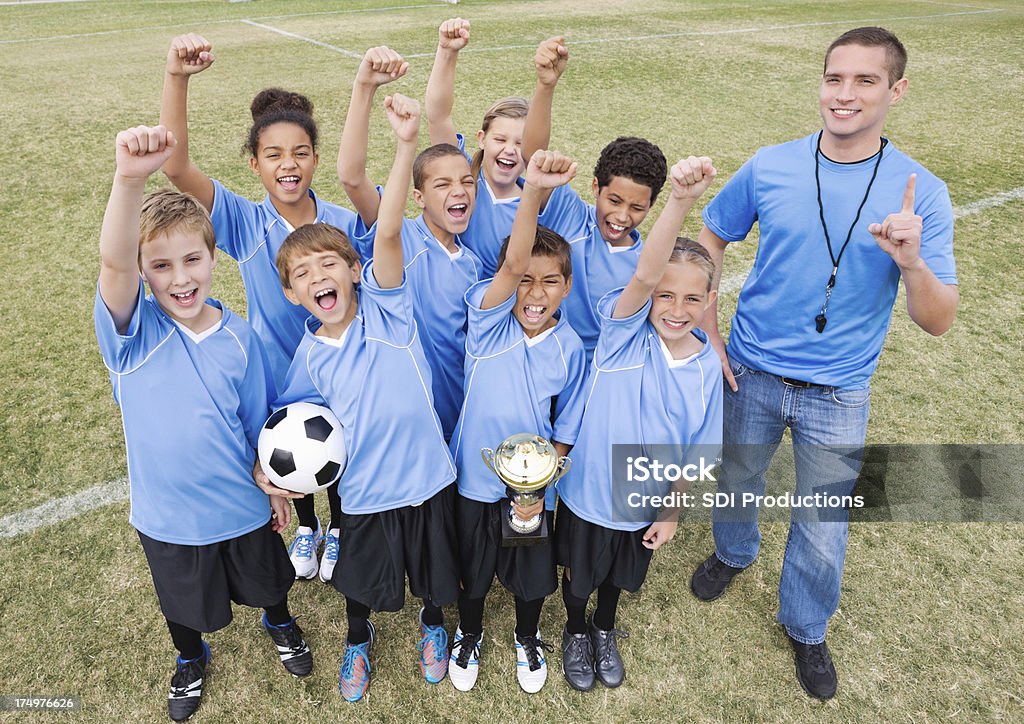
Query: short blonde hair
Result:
<box><xmin>139</xmin><ymin>188</ymin><xmax>215</xmax><ymax>256</ymax></box>
<box><xmin>276</xmin><ymin>223</ymin><xmax>360</xmax><ymax>288</ymax></box>
<box><xmin>668</xmin><ymin>236</ymin><xmax>715</xmax><ymax>292</ymax></box>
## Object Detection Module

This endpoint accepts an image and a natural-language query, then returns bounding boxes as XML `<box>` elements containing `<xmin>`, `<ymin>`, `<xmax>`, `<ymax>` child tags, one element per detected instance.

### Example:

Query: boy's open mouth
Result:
<box><xmin>447</xmin><ymin>203</ymin><xmax>468</xmax><ymax>220</ymax></box>
<box><xmin>522</xmin><ymin>304</ymin><xmax>546</xmax><ymax>323</ymax></box>
<box><xmin>315</xmin><ymin>288</ymin><xmax>338</xmax><ymax>311</ymax></box>
<box><xmin>170</xmin><ymin>289</ymin><xmax>198</xmax><ymax>307</ymax></box>
<box><xmin>662</xmin><ymin>318</ymin><xmax>687</xmax><ymax>331</ymax></box>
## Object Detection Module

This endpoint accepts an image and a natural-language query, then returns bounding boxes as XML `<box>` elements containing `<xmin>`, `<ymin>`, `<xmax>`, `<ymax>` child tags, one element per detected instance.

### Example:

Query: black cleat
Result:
<box><xmin>561</xmin><ymin>627</ymin><xmax>596</xmax><ymax>692</ymax></box>
<box><xmin>167</xmin><ymin>641</ymin><xmax>209</xmax><ymax>722</ymax></box>
<box><xmin>588</xmin><ymin>615</ymin><xmax>628</xmax><ymax>688</ymax></box>
<box><xmin>790</xmin><ymin>636</ymin><xmax>838</xmax><ymax>700</ymax></box>
<box><xmin>263</xmin><ymin>615</ymin><xmax>314</xmax><ymax>677</ymax></box>
<box><xmin>690</xmin><ymin>552</ymin><xmax>745</xmax><ymax>601</ymax></box>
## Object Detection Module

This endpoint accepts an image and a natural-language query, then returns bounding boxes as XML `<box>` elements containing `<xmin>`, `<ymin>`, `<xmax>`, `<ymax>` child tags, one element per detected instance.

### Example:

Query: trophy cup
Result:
<box><xmin>481</xmin><ymin>433</ymin><xmax>571</xmax><ymax>546</ymax></box>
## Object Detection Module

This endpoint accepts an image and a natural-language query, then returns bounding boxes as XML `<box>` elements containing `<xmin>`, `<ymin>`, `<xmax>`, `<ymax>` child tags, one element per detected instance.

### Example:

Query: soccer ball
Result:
<box><xmin>258</xmin><ymin>402</ymin><xmax>347</xmax><ymax>494</ymax></box>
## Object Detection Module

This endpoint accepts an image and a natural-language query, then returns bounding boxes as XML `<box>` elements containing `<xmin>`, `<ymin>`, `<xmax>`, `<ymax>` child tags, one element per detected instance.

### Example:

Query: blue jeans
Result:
<box><xmin>711</xmin><ymin>357</ymin><xmax>870</xmax><ymax>644</ymax></box>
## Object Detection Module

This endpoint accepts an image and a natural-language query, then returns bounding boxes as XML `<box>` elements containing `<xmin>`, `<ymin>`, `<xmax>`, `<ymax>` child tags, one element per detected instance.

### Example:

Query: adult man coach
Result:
<box><xmin>690</xmin><ymin>27</ymin><xmax>958</xmax><ymax>700</ymax></box>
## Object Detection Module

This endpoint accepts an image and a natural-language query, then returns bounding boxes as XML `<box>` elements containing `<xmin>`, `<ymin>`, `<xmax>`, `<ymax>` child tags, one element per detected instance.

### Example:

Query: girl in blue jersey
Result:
<box><xmin>555</xmin><ymin>157</ymin><xmax>723</xmax><ymax>692</ymax></box>
<box><xmin>271</xmin><ymin>95</ymin><xmax>460</xmax><ymax>703</ymax></box>
<box><xmin>425</xmin><ymin>18</ymin><xmax>531</xmax><ymax>277</ymax></box>
<box><xmin>160</xmin><ymin>33</ymin><xmax>366</xmax><ymax>582</ymax></box>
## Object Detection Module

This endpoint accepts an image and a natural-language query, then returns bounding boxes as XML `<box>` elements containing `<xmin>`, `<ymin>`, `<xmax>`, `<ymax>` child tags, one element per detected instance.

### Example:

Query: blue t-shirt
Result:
<box><xmin>210</xmin><ymin>181</ymin><xmax>369</xmax><ymax>388</ymax></box>
<box><xmin>556</xmin><ymin>290</ymin><xmax>724</xmax><ymax>532</ymax></box>
<box><xmin>702</xmin><ymin>133</ymin><xmax>957</xmax><ymax>389</ymax></box>
<box><xmin>537</xmin><ymin>184</ymin><xmax>643</xmax><ymax>361</ymax></box>
<box><xmin>274</xmin><ymin>263</ymin><xmax>457</xmax><ymax>515</ymax></box>
<box><xmin>352</xmin><ymin>213</ymin><xmax>481</xmax><ymax>440</ymax></box>
<box><xmin>94</xmin><ymin>281</ymin><xmax>274</xmax><ymax>545</ymax></box>
<box><xmin>449</xmin><ymin>281</ymin><xmax>588</xmax><ymax>509</ymax></box>
<box><xmin>455</xmin><ymin>132</ymin><xmax>524</xmax><ymax>278</ymax></box>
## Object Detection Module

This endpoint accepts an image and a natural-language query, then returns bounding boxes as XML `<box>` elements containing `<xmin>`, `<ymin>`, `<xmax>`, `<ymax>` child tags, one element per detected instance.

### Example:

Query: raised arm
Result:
<box><xmin>696</xmin><ymin>224</ymin><xmax>736</xmax><ymax>391</ymax></box>
<box><xmin>614</xmin><ymin>157</ymin><xmax>716</xmax><ymax>319</ymax></box>
<box><xmin>425</xmin><ymin>18</ymin><xmax>470</xmax><ymax>147</ymax></box>
<box><xmin>372</xmin><ymin>94</ymin><xmax>420</xmax><ymax>290</ymax></box>
<box><xmin>482</xmin><ymin>150</ymin><xmax>578</xmax><ymax>309</ymax></box>
<box><xmin>522</xmin><ymin>36</ymin><xmax>568</xmax><ymax>164</ymax></box>
<box><xmin>159</xmin><ymin>33</ymin><xmax>216</xmax><ymax>211</ymax></box>
<box><xmin>337</xmin><ymin>46</ymin><xmax>408</xmax><ymax>227</ymax></box>
<box><xmin>99</xmin><ymin>126</ymin><xmax>178</xmax><ymax>333</ymax></box>
<box><xmin>868</xmin><ymin>174</ymin><xmax>959</xmax><ymax>335</ymax></box>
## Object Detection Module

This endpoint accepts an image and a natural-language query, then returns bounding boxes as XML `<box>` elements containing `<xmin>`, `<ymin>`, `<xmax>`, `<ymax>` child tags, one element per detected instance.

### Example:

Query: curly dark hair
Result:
<box><xmin>593</xmin><ymin>136</ymin><xmax>667</xmax><ymax>204</ymax></box>
<box><xmin>245</xmin><ymin>88</ymin><xmax>318</xmax><ymax>156</ymax></box>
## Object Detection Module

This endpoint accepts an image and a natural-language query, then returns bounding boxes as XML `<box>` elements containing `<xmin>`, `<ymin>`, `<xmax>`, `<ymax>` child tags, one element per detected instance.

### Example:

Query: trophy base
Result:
<box><xmin>500</xmin><ymin>498</ymin><xmax>549</xmax><ymax>547</ymax></box>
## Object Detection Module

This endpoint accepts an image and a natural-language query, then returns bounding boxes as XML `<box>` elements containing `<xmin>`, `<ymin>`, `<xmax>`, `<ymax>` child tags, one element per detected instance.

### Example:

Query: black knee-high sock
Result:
<box><xmin>457</xmin><ymin>593</ymin><xmax>486</xmax><ymax>636</ymax></box>
<box><xmin>421</xmin><ymin>599</ymin><xmax>444</xmax><ymax>627</ymax></box>
<box><xmin>561</xmin><ymin>572</ymin><xmax>590</xmax><ymax>635</ymax></box>
<box><xmin>166</xmin><ymin>619</ymin><xmax>203</xmax><ymax>661</ymax></box>
<box><xmin>592</xmin><ymin>579</ymin><xmax>622</xmax><ymax>631</ymax></box>
<box><xmin>263</xmin><ymin>597</ymin><xmax>292</xmax><ymax>627</ymax></box>
<box><xmin>293</xmin><ymin>493</ymin><xmax>318</xmax><ymax>531</ymax></box>
<box><xmin>346</xmin><ymin>597</ymin><xmax>371</xmax><ymax>645</ymax></box>
<box><xmin>326</xmin><ymin>481</ymin><xmax>342</xmax><ymax>531</ymax></box>
<box><xmin>514</xmin><ymin>596</ymin><xmax>544</xmax><ymax>639</ymax></box>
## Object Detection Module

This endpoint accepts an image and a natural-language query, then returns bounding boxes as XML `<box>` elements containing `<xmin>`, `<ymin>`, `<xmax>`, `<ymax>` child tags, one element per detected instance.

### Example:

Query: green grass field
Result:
<box><xmin>1</xmin><ymin>0</ymin><xmax>1021</xmax><ymax>721</ymax></box>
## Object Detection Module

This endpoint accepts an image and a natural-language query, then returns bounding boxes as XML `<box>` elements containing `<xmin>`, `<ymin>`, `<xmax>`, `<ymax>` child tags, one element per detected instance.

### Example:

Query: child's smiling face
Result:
<box><xmin>648</xmin><ymin>260</ymin><xmax>715</xmax><ymax>355</ymax></box>
<box><xmin>592</xmin><ymin>175</ymin><xmax>653</xmax><ymax>246</ymax></box>
<box><xmin>139</xmin><ymin>228</ymin><xmax>217</xmax><ymax>331</ymax></box>
<box><xmin>283</xmin><ymin>250</ymin><xmax>361</xmax><ymax>338</ymax></box>
<box><xmin>250</xmin><ymin>121</ymin><xmax>319</xmax><ymax>206</ymax></box>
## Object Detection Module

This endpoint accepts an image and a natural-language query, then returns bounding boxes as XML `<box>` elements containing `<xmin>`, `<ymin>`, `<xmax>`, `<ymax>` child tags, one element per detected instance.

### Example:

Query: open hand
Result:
<box><xmin>253</xmin><ymin>460</ymin><xmax>306</xmax><ymax>500</ymax></box>
<box><xmin>869</xmin><ymin>174</ymin><xmax>922</xmax><ymax>270</ymax></box>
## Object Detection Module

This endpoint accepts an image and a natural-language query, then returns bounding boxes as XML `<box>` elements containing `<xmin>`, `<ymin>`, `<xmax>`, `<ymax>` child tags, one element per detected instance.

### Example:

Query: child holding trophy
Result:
<box><xmin>555</xmin><ymin>156</ymin><xmax>723</xmax><ymax>692</ymax></box>
<box><xmin>447</xmin><ymin>150</ymin><xmax>589</xmax><ymax>694</ymax></box>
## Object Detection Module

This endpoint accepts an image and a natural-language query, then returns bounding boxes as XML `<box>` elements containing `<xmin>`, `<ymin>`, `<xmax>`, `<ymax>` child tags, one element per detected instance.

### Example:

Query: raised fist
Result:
<box><xmin>524</xmin><ymin>149</ymin><xmax>577</xmax><ymax>189</ymax></box>
<box><xmin>356</xmin><ymin>46</ymin><xmax>408</xmax><ymax>87</ymax></box>
<box><xmin>166</xmin><ymin>33</ymin><xmax>214</xmax><ymax>77</ymax></box>
<box><xmin>115</xmin><ymin>125</ymin><xmax>176</xmax><ymax>180</ymax></box>
<box><xmin>534</xmin><ymin>36</ymin><xmax>568</xmax><ymax>86</ymax></box>
<box><xmin>438</xmin><ymin>18</ymin><xmax>470</xmax><ymax>51</ymax></box>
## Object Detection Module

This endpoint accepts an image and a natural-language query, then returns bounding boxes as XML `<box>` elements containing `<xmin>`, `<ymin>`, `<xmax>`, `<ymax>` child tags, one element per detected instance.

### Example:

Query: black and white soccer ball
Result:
<box><xmin>258</xmin><ymin>403</ymin><xmax>347</xmax><ymax>494</ymax></box>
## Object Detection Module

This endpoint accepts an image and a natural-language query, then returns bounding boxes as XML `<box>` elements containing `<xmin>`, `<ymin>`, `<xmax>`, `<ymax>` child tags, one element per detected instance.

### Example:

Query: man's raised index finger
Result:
<box><xmin>902</xmin><ymin>173</ymin><xmax>917</xmax><ymax>213</ymax></box>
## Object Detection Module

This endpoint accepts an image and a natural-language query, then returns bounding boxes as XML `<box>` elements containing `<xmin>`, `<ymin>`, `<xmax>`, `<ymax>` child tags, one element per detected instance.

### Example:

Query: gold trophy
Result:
<box><xmin>481</xmin><ymin>433</ymin><xmax>572</xmax><ymax>546</ymax></box>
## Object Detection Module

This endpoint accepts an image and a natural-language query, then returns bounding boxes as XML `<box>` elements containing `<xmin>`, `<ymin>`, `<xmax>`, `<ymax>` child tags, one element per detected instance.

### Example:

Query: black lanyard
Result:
<box><xmin>813</xmin><ymin>131</ymin><xmax>885</xmax><ymax>333</ymax></box>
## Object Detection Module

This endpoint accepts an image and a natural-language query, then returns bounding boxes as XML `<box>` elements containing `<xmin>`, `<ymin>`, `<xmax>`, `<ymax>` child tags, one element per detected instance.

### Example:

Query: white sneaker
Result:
<box><xmin>515</xmin><ymin>630</ymin><xmax>549</xmax><ymax>694</ymax></box>
<box><xmin>448</xmin><ymin>626</ymin><xmax>482</xmax><ymax>692</ymax></box>
<box><xmin>318</xmin><ymin>527</ymin><xmax>341</xmax><ymax>583</ymax></box>
<box><xmin>288</xmin><ymin>520</ymin><xmax>323</xmax><ymax>580</ymax></box>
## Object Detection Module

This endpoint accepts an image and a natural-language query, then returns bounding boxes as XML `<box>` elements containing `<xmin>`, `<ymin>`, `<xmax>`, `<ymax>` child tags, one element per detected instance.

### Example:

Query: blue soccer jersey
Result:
<box><xmin>556</xmin><ymin>289</ymin><xmax>724</xmax><ymax>532</ymax></box>
<box><xmin>455</xmin><ymin>133</ymin><xmax>524</xmax><ymax>278</ymax></box>
<box><xmin>274</xmin><ymin>263</ymin><xmax>457</xmax><ymax>515</ymax></box>
<box><xmin>702</xmin><ymin>133</ymin><xmax>957</xmax><ymax>389</ymax></box>
<box><xmin>210</xmin><ymin>181</ymin><xmax>369</xmax><ymax>387</ymax></box>
<box><xmin>449</xmin><ymin>281</ymin><xmax>588</xmax><ymax>509</ymax></box>
<box><xmin>537</xmin><ymin>184</ymin><xmax>642</xmax><ymax>361</ymax></box>
<box><xmin>94</xmin><ymin>281</ymin><xmax>274</xmax><ymax>545</ymax></box>
<box><xmin>352</xmin><ymin>213</ymin><xmax>481</xmax><ymax>440</ymax></box>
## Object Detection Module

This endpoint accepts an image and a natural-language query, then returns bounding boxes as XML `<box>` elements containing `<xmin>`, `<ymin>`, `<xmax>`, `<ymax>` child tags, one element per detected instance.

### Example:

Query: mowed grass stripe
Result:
<box><xmin>2</xmin><ymin>184</ymin><xmax>1018</xmax><ymax>538</ymax></box>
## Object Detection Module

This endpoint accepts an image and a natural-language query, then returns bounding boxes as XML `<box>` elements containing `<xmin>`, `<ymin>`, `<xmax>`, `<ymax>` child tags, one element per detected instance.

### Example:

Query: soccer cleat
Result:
<box><xmin>263</xmin><ymin>614</ymin><xmax>314</xmax><ymax>677</ymax></box>
<box><xmin>588</xmin><ymin>616</ymin><xmax>628</xmax><ymax>688</ymax></box>
<box><xmin>167</xmin><ymin>640</ymin><xmax>209</xmax><ymax>722</ymax></box>
<box><xmin>514</xmin><ymin>630</ymin><xmax>551</xmax><ymax>694</ymax></box>
<box><xmin>288</xmin><ymin>519</ymin><xmax>324</xmax><ymax>580</ymax></box>
<box><xmin>318</xmin><ymin>527</ymin><xmax>341</xmax><ymax>583</ymax></box>
<box><xmin>448</xmin><ymin>626</ymin><xmax>482</xmax><ymax>692</ymax></box>
<box><xmin>418</xmin><ymin>608</ymin><xmax>449</xmax><ymax>684</ymax></box>
<box><xmin>561</xmin><ymin>627</ymin><xmax>596</xmax><ymax>692</ymax></box>
<box><xmin>339</xmin><ymin>621</ymin><xmax>375</xmax><ymax>702</ymax></box>
<box><xmin>789</xmin><ymin>636</ymin><xmax>838</xmax><ymax>700</ymax></box>
<box><xmin>690</xmin><ymin>552</ymin><xmax>745</xmax><ymax>601</ymax></box>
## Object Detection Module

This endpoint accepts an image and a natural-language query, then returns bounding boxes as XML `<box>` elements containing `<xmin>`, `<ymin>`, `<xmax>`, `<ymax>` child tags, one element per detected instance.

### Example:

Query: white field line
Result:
<box><xmin>0</xmin><ymin>191</ymin><xmax>1020</xmax><ymax>541</ymax></box>
<box><xmin>0</xmin><ymin>0</ymin><xmax>89</xmax><ymax>5</ymax></box>
<box><xmin>0</xmin><ymin>478</ymin><xmax>128</xmax><ymax>538</ymax></box>
<box><xmin>402</xmin><ymin>9</ymin><xmax>1001</xmax><ymax>58</ymax></box>
<box><xmin>239</xmin><ymin>19</ymin><xmax>362</xmax><ymax>58</ymax></box>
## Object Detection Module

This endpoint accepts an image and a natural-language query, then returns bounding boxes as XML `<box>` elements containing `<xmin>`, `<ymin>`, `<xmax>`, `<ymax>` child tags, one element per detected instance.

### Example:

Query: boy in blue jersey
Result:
<box><xmin>426</xmin><ymin>17</ymin><xmax>530</xmax><ymax>278</ymax></box>
<box><xmin>689</xmin><ymin>28</ymin><xmax>959</xmax><ymax>700</ymax></box>
<box><xmin>161</xmin><ymin>34</ymin><xmax>371</xmax><ymax>582</ymax></box>
<box><xmin>95</xmin><ymin>125</ymin><xmax>312</xmax><ymax>722</ymax></box>
<box><xmin>272</xmin><ymin>95</ymin><xmax>460</xmax><ymax>703</ymax></box>
<box><xmin>523</xmin><ymin>36</ymin><xmax>668</xmax><ymax>360</ymax></box>
<box><xmin>447</xmin><ymin>149</ymin><xmax>588</xmax><ymax>694</ymax></box>
<box><xmin>555</xmin><ymin>157</ymin><xmax>721</xmax><ymax>692</ymax></box>
<box><xmin>338</xmin><ymin>47</ymin><xmax>480</xmax><ymax>441</ymax></box>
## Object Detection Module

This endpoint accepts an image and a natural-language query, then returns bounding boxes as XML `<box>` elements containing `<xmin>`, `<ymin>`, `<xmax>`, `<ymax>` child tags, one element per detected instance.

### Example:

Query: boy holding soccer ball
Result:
<box><xmin>272</xmin><ymin>95</ymin><xmax>460</xmax><ymax>703</ymax></box>
<box><xmin>94</xmin><ymin>124</ymin><xmax>312</xmax><ymax>721</ymax></box>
